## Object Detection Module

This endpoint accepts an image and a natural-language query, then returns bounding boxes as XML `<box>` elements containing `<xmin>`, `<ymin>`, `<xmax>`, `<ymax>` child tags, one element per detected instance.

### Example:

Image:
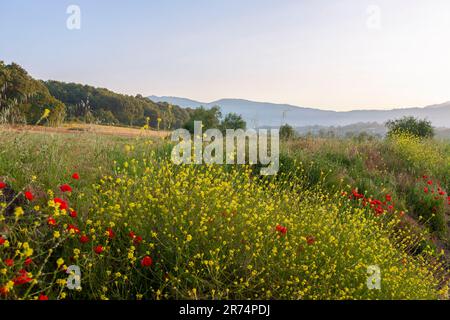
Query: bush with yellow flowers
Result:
<box><xmin>0</xmin><ymin>148</ymin><xmax>448</xmax><ymax>300</ymax></box>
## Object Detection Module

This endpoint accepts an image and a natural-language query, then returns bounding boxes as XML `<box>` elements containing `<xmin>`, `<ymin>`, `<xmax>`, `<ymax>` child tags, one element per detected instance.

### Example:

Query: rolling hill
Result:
<box><xmin>148</xmin><ymin>96</ymin><xmax>450</xmax><ymax>128</ymax></box>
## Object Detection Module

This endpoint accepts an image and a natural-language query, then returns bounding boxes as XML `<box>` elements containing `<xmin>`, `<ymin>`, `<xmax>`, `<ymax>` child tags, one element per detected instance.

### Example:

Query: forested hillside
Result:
<box><xmin>0</xmin><ymin>61</ymin><xmax>192</xmax><ymax>128</ymax></box>
<box><xmin>0</xmin><ymin>61</ymin><xmax>65</xmax><ymax>125</ymax></box>
<box><xmin>45</xmin><ymin>81</ymin><xmax>192</xmax><ymax>128</ymax></box>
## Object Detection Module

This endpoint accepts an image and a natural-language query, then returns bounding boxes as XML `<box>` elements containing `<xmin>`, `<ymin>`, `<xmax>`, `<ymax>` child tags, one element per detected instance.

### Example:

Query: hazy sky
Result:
<box><xmin>1</xmin><ymin>0</ymin><xmax>450</xmax><ymax>111</ymax></box>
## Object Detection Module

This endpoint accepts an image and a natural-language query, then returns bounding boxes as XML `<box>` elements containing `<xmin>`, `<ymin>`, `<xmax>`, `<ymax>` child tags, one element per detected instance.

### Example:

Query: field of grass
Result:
<box><xmin>0</xmin><ymin>127</ymin><xmax>449</xmax><ymax>300</ymax></box>
<box><xmin>281</xmin><ymin>135</ymin><xmax>450</xmax><ymax>239</ymax></box>
<box><xmin>2</xmin><ymin>123</ymin><xmax>170</xmax><ymax>138</ymax></box>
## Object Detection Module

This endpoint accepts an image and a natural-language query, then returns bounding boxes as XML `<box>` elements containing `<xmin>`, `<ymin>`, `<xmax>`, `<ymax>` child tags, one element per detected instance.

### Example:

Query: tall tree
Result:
<box><xmin>0</xmin><ymin>61</ymin><xmax>65</xmax><ymax>125</ymax></box>
<box><xmin>220</xmin><ymin>113</ymin><xmax>246</xmax><ymax>131</ymax></box>
<box><xmin>183</xmin><ymin>106</ymin><xmax>222</xmax><ymax>133</ymax></box>
<box><xmin>386</xmin><ymin>116</ymin><xmax>434</xmax><ymax>138</ymax></box>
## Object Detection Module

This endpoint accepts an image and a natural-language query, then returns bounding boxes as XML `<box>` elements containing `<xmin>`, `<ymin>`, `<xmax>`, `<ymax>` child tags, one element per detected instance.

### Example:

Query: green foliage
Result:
<box><xmin>45</xmin><ymin>80</ymin><xmax>192</xmax><ymax>128</ymax></box>
<box><xmin>183</xmin><ymin>106</ymin><xmax>222</xmax><ymax>133</ymax></box>
<box><xmin>386</xmin><ymin>116</ymin><xmax>434</xmax><ymax>138</ymax></box>
<box><xmin>0</xmin><ymin>61</ymin><xmax>66</xmax><ymax>125</ymax></box>
<box><xmin>280</xmin><ymin>124</ymin><xmax>296</xmax><ymax>140</ymax></box>
<box><xmin>280</xmin><ymin>136</ymin><xmax>450</xmax><ymax>242</ymax></box>
<box><xmin>0</xmin><ymin>131</ymin><xmax>446</xmax><ymax>299</ymax></box>
<box><xmin>409</xmin><ymin>178</ymin><xmax>448</xmax><ymax>236</ymax></box>
<box><xmin>387</xmin><ymin>133</ymin><xmax>448</xmax><ymax>182</ymax></box>
<box><xmin>95</xmin><ymin>109</ymin><xmax>119</xmax><ymax>125</ymax></box>
<box><xmin>220</xmin><ymin>112</ymin><xmax>246</xmax><ymax>131</ymax></box>
<box><xmin>183</xmin><ymin>107</ymin><xmax>248</xmax><ymax>134</ymax></box>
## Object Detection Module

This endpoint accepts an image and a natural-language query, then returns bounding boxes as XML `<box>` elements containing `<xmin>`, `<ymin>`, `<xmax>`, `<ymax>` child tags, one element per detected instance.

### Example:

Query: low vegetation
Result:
<box><xmin>0</xmin><ymin>127</ymin><xmax>448</xmax><ymax>300</ymax></box>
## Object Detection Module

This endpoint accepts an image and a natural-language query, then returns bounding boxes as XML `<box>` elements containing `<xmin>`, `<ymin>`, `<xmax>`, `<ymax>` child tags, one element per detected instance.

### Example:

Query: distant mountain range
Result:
<box><xmin>148</xmin><ymin>95</ymin><xmax>450</xmax><ymax>128</ymax></box>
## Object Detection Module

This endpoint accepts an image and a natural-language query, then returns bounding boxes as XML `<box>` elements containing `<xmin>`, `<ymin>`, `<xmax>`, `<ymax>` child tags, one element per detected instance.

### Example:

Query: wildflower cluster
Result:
<box><xmin>345</xmin><ymin>189</ymin><xmax>401</xmax><ymax>217</ymax></box>
<box><xmin>0</xmin><ymin>174</ymin><xmax>154</xmax><ymax>300</ymax></box>
<box><xmin>410</xmin><ymin>176</ymin><xmax>449</xmax><ymax>235</ymax></box>
<box><xmin>86</xmin><ymin>158</ymin><xmax>447</xmax><ymax>299</ymax></box>
<box><xmin>0</xmin><ymin>143</ymin><xmax>448</xmax><ymax>300</ymax></box>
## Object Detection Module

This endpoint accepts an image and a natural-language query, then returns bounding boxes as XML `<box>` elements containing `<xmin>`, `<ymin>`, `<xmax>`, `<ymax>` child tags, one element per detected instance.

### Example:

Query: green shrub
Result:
<box><xmin>386</xmin><ymin>116</ymin><xmax>434</xmax><ymax>139</ymax></box>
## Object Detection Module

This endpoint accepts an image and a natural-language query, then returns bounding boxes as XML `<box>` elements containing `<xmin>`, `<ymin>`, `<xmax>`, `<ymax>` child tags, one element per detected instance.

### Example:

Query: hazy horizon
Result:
<box><xmin>147</xmin><ymin>94</ymin><xmax>450</xmax><ymax>112</ymax></box>
<box><xmin>2</xmin><ymin>0</ymin><xmax>450</xmax><ymax>111</ymax></box>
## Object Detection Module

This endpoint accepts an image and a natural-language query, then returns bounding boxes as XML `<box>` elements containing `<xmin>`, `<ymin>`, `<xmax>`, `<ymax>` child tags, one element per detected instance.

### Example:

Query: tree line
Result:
<box><xmin>45</xmin><ymin>80</ymin><xmax>192</xmax><ymax>129</ymax></box>
<box><xmin>1</xmin><ymin>61</ymin><xmax>248</xmax><ymax>131</ymax></box>
<box><xmin>0</xmin><ymin>61</ymin><xmax>65</xmax><ymax>125</ymax></box>
<box><xmin>0</xmin><ymin>61</ymin><xmax>192</xmax><ymax>129</ymax></box>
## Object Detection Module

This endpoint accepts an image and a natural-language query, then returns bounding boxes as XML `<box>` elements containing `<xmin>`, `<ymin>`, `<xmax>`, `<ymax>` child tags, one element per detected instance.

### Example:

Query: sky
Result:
<box><xmin>1</xmin><ymin>0</ymin><xmax>450</xmax><ymax>111</ymax></box>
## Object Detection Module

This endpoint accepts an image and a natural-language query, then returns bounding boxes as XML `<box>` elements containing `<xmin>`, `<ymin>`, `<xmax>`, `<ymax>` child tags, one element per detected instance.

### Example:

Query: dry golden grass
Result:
<box><xmin>0</xmin><ymin>123</ymin><xmax>170</xmax><ymax>138</ymax></box>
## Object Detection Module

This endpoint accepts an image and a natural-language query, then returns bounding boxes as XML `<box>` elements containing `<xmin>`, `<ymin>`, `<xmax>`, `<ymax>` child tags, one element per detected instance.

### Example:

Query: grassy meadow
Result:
<box><xmin>0</xmin><ymin>126</ymin><xmax>449</xmax><ymax>300</ymax></box>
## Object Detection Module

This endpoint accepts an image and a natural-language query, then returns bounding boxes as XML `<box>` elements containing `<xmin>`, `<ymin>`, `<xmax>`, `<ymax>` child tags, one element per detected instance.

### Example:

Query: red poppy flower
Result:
<box><xmin>276</xmin><ymin>224</ymin><xmax>287</xmax><ymax>235</ymax></box>
<box><xmin>129</xmin><ymin>231</ymin><xmax>136</xmax><ymax>238</ymax></box>
<box><xmin>0</xmin><ymin>236</ymin><xmax>5</xmax><ymax>246</ymax></box>
<box><xmin>24</xmin><ymin>191</ymin><xmax>34</xmax><ymax>201</ymax></box>
<box><xmin>141</xmin><ymin>256</ymin><xmax>153</xmax><ymax>267</ymax></box>
<box><xmin>306</xmin><ymin>235</ymin><xmax>315</xmax><ymax>245</ymax></box>
<box><xmin>24</xmin><ymin>257</ymin><xmax>33</xmax><ymax>266</ymax></box>
<box><xmin>375</xmin><ymin>206</ymin><xmax>384</xmax><ymax>216</ymax></box>
<box><xmin>370</xmin><ymin>199</ymin><xmax>382</xmax><ymax>206</ymax></box>
<box><xmin>438</xmin><ymin>191</ymin><xmax>445</xmax><ymax>196</ymax></box>
<box><xmin>69</xmin><ymin>210</ymin><xmax>77</xmax><ymax>218</ymax></box>
<box><xmin>54</xmin><ymin>198</ymin><xmax>68</xmax><ymax>210</ymax></box>
<box><xmin>5</xmin><ymin>259</ymin><xmax>14</xmax><ymax>267</ymax></box>
<box><xmin>0</xmin><ymin>286</ymin><xmax>8</xmax><ymax>296</ymax></box>
<box><xmin>107</xmin><ymin>228</ymin><xmax>115</xmax><ymax>239</ymax></box>
<box><xmin>72</xmin><ymin>173</ymin><xmax>80</xmax><ymax>180</ymax></box>
<box><xmin>94</xmin><ymin>245</ymin><xmax>103</xmax><ymax>254</ymax></box>
<box><xmin>59</xmin><ymin>184</ymin><xmax>72</xmax><ymax>193</ymax></box>
<box><xmin>80</xmin><ymin>235</ymin><xmax>89</xmax><ymax>244</ymax></box>
<box><xmin>47</xmin><ymin>216</ymin><xmax>56</xmax><ymax>226</ymax></box>
<box><xmin>424</xmin><ymin>187</ymin><xmax>429</xmax><ymax>194</ymax></box>
<box><xmin>134</xmin><ymin>236</ymin><xmax>143</xmax><ymax>245</ymax></box>
<box><xmin>0</xmin><ymin>182</ymin><xmax>6</xmax><ymax>189</ymax></box>
<box><xmin>38</xmin><ymin>294</ymin><xmax>49</xmax><ymax>300</ymax></box>
<box><xmin>385</xmin><ymin>194</ymin><xmax>392</xmax><ymax>202</ymax></box>
<box><xmin>427</xmin><ymin>180</ymin><xmax>433</xmax><ymax>185</ymax></box>
<box><xmin>352</xmin><ymin>189</ymin><xmax>364</xmax><ymax>199</ymax></box>
<box><xmin>67</xmin><ymin>224</ymin><xmax>80</xmax><ymax>234</ymax></box>
<box><xmin>13</xmin><ymin>269</ymin><xmax>32</xmax><ymax>285</ymax></box>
